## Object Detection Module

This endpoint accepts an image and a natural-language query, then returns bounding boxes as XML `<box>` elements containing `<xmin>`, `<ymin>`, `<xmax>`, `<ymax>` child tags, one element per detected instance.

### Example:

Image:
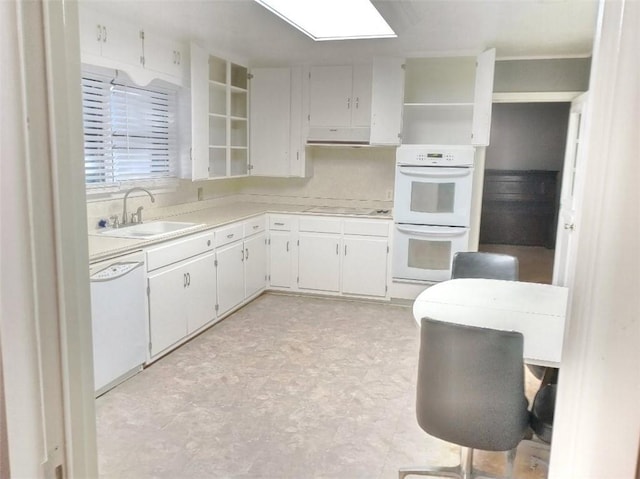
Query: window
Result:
<box><xmin>81</xmin><ymin>71</ymin><xmax>177</xmax><ymax>187</ymax></box>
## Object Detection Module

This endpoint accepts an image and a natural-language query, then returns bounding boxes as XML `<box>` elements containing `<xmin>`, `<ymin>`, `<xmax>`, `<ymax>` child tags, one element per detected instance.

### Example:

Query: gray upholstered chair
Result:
<box><xmin>399</xmin><ymin>318</ymin><xmax>530</xmax><ymax>479</ymax></box>
<box><xmin>451</xmin><ymin>252</ymin><xmax>519</xmax><ymax>281</ymax></box>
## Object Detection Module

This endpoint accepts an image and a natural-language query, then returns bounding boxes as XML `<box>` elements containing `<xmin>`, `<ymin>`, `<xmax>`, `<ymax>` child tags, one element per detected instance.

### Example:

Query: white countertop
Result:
<box><xmin>88</xmin><ymin>201</ymin><xmax>392</xmax><ymax>263</ymax></box>
<box><xmin>413</xmin><ymin>278</ymin><xmax>569</xmax><ymax>367</ymax></box>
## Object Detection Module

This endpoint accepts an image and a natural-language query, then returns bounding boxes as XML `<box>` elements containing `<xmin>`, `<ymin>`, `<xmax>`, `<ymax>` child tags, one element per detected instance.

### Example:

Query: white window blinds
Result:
<box><xmin>82</xmin><ymin>72</ymin><xmax>177</xmax><ymax>186</ymax></box>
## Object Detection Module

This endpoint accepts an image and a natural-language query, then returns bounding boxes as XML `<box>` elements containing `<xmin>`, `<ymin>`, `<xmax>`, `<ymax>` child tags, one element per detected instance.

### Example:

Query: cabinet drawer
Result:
<box><xmin>146</xmin><ymin>231</ymin><xmax>215</xmax><ymax>271</ymax></box>
<box><xmin>299</xmin><ymin>216</ymin><xmax>342</xmax><ymax>234</ymax></box>
<box><xmin>344</xmin><ymin>219</ymin><xmax>390</xmax><ymax>237</ymax></box>
<box><xmin>269</xmin><ymin>215</ymin><xmax>294</xmax><ymax>231</ymax></box>
<box><xmin>215</xmin><ymin>223</ymin><xmax>244</xmax><ymax>247</ymax></box>
<box><xmin>244</xmin><ymin>216</ymin><xmax>266</xmax><ymax>237</ymax></box>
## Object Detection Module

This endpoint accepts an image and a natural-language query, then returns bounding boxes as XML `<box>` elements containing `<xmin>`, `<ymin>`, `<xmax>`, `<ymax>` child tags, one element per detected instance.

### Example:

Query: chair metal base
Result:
<box><xmin>399</xmin><ymin>446</ymin><xmax>517</xmax><ymax>479</ymax></box>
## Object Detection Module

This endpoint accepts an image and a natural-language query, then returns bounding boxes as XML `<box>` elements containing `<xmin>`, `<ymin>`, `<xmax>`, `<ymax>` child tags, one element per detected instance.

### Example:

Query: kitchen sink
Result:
<box><xmin>99</xmin><ymin>221</ymin><xmax>204</xmax><ymax>240</ymax></box>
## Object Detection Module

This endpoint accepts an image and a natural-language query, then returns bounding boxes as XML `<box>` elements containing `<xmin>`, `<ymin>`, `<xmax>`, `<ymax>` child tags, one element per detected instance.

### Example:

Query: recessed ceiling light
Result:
<box><xmin>254</xmin><ymin>0</ymin><xmax>397</xmax><ymax>41</ymax></box>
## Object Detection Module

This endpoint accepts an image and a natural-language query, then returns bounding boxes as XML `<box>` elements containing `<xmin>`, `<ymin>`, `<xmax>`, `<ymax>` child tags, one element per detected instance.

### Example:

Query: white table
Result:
<box><xmin>413</xmin><ymin>278</ymin><xmax>569</xmax><ymax>367</ymax></box>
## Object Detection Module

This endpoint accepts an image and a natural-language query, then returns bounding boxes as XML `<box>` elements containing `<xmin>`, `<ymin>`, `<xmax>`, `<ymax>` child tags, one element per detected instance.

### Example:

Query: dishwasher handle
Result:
<box><xmin>90</xmin><ymin>261</ymin><xmax>144</xmax><ymax>283</ymax></box>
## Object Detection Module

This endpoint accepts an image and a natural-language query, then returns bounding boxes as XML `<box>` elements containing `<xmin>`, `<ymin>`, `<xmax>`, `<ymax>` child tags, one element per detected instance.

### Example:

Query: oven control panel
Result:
<box><xmin>396</xmin><ymin>144</ymin><xmax>475</xmax><ymax>167</ymax></box>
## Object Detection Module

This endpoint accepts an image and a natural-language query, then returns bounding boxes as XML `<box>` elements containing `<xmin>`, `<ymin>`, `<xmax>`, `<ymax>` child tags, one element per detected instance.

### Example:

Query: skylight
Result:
<box><xmin>254</xmin><ymin>0</ymin><xmax>396</xmax><ymax>41</ymax></box>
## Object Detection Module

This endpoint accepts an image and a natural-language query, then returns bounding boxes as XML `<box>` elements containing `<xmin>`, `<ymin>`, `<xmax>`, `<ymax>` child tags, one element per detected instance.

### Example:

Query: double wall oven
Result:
<box><xmin>392</xmin><ymin>145</ymin><xmax>475</xmax><ymax>282</ymax></box>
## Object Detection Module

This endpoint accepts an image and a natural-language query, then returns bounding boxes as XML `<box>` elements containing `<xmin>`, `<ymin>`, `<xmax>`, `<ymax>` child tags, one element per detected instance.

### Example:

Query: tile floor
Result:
<box><xmin>96</xmin><ymin>293</ymin><xmax>550</xmax><ymax>479</ymax></box>
<box><xmin>479</xmin><ymin>244</ymin><xmax>555</xmax><ymax>284</ymax></box>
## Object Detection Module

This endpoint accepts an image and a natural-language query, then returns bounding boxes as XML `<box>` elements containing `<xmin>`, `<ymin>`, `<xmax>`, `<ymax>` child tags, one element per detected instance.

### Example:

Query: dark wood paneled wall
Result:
<box><xmin>480</xmin><ymin>170</ymin><xmax>559</xmax><ymax>248</ymax></box>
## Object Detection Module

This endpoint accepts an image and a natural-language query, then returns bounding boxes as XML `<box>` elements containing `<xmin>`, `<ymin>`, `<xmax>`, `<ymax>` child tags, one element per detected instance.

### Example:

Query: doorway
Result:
<box><xmin>479</xmin><ymin>102</ymin><xmax>571</xmax><ymax>283</ymax></box>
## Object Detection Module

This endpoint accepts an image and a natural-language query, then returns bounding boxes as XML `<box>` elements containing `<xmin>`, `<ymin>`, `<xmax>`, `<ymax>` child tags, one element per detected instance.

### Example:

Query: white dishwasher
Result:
<box><xmin>90</xmin><ymin>251</ymin><xmax>147</xmax><ymax>396</ymax></box>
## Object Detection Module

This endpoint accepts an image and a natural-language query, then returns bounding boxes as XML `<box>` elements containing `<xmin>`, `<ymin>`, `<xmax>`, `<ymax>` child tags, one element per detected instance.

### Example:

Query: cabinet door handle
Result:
<box><xmin>355</xmin><ymin>97</ymin><xmax>359</xmax><ymax>109</ymax></box>
<box><xmin>241</xmin><ymin>248</ymin><xmax>244</xmax><ymax>262</ymax></box>
<box><xmin>286</xmin><ymin>241</ymin><xmax>289</xmax><ymax>252</ymax></box>
<box><xmin>245</xmin><ymin>248</ymin><xmax>249</xmax><ymax>260</ymax></box>
<box><xmin>274</xmin><ymin>222</ymin><xmax>285</xmax><ymax>226</ymax></box>
<box><xmin>336</xmin><ymin>244</ymin><xmax>339</xmax><ymax>255</ymax></box>
<box><xmin>253</xmin><ymin>225</ymin><xmax>259</xmax><ymax>230</ymax></box>
<box><xmin>183</xmin><ymin>273</ymin><xmax>187</xmax><ymax>288</ymax></box>
<box><xmin>347</xmin><ymin>97</ymin><xmax>351</xmax><ymax>109</ymax></box>
<box><xmin>227</xmin><ymin>233</ymin><xmax>234</xmax><ymax>239</ymax></box>
<box><xmin>102</xmin><ymin>26</ymin><xmax>107</xmax><ymax>43</ymax></box>
<box><xmin>344</xmin><ymin>244</ymin><xmax>347</xmax><ymax>256</ymax></box>
<box><xmin>177</xmin><ymin>51</ymin><xmax>181</xmax><ymax>64</ymax></box>
<box><xmin>96</xmin><ymin>24</ymin><xmax>102</xmax><ymax>42</ymax></box>
<box><xmin>187</xmin><ymin>272</ymin><xmax>191</xmax><ymax>287</ymax></box>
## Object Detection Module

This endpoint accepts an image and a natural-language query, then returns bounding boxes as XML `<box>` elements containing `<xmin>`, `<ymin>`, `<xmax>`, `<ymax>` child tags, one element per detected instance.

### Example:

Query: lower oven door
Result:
<box><xmin>392</xmin><ymin>224</ymin><xmax>469</xmax><ymax>282</ymax></box>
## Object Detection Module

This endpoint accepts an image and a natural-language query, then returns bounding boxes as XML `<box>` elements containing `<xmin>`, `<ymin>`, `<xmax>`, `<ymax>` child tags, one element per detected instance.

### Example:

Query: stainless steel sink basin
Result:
<box><xmin>99</xmin><ymin>221</ymin><xmax>204</xmax><ymax>240</ymax></box>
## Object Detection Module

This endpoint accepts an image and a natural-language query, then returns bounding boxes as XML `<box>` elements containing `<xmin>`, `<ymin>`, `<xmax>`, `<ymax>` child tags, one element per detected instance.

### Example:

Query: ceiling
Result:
<box><xmin>84</xmin><ymin>0</ymin><xmax>599</xmax><ymax>66</ymax></box>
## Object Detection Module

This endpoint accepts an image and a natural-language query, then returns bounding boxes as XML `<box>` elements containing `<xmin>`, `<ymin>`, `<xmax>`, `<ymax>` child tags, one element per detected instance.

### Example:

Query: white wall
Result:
<box><xmin>549</xmin><ymin>0</ymin><xmax>640</xmax><ymax>476</ymax></box>
<box><xmin>241</xmin><ymin>147</ymin><xmax>396</xmax><ymax>204</ymax></box>
<box><xmin>486</xmin><ymin>102</ymin><xmax>570</xmax><ymax>170</ymax></box>
<box><xmin>494</xmin><ymin>58</ymin><xmax>591</xmax><ymax>93</ymax></box>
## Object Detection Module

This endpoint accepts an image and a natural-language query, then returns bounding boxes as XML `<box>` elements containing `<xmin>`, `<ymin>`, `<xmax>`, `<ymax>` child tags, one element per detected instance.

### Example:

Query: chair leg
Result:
<box><xmin>460</xmin><ymin>447</ymin><xmax>473</xmax><ymax>479</ymax></box>
<box><xmin>505</xmin><ymin>447</ymin><xmax>517</xmax><ymax>479</ymax></box>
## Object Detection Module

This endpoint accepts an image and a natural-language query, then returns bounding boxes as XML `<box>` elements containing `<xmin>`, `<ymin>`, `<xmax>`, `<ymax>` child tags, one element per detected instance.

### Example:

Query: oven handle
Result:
<box><xmin>396</xmin><ymin>225</ymin><xmax>468</xmax><ymax>237</ymax></box>
<box><xmin>397</xmin><ymin>167</ymin><xmax>472</xmax><ymax>178</ymax></box>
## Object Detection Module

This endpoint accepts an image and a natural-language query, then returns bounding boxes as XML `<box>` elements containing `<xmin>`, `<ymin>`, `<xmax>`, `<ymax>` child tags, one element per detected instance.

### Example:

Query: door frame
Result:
<box><xmin>472</xmin><ymin>92</ymin><xmax>583</xmax><ymax>257</ymax></box>
<box><xmin>551</xmin><ymin>93</ymin><xmax>588</xmax><ymax>286</ymax></box>
<box><xmin>0</xmin><ymin>0</ymin><xmax>97</xmax><ymax>477</ymax></box>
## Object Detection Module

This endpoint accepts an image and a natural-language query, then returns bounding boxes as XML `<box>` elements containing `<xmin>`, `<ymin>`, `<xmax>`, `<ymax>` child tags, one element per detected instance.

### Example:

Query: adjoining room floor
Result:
<box><xmin>96</xmin><ymin>293</ymin><xmax>550</xmax><ymax>479</ymax></box>
<box><xmin>479</xmin><ymin>244</ymin><xmax>555</xmax><ymax>284</ymax></box>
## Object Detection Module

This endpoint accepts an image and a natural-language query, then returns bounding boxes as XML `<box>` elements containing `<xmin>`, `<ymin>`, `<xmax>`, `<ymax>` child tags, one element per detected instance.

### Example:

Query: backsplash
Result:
<box><xmin>241</xmin><ymin>146</ymin><xmax>396</xmax><ymax>203</ymax></box>
<box><xmin>86</xmin><ymin>147</ymin><xmax>397</xmax><ymax>229</ymax></box>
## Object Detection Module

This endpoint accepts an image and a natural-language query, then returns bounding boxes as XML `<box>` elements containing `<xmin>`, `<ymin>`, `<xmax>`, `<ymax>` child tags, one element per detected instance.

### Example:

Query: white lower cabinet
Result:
<box><xmin>342</xmin><ymin>236</ymin><xmax>388</xmax><ymax>297</ymax></box>
<box><xmin>296</xmin><ymin>216</ymin><xmax>391</xmax><ymax>298</ymax></box>
<box><xmin>298</xmin><ymin>232</ymin><xmax>341</xmax><ymax>293</ymax></box>
<box><xmin>268</xmin><ymin>215</ymin><xmax>296</xmax><ymax>289</ymax></box>
<box><xmin>216</xmin><ymin>240</ymin><xmax>246</xmax><ymax>316</ymax></box>
<box><xmin>147</xmin><ymin>232</ymin><xmax>216</xmax><ymax>359</ymax></box>
<box><xmin>244</xmin><ymin>231</ymin><xmax>267</xmax><ymax>297</ymax></box>
<box><xmin>215</xmin><ymin>218</ymin><xmax>267</xmax><ymax>316</ymax></box>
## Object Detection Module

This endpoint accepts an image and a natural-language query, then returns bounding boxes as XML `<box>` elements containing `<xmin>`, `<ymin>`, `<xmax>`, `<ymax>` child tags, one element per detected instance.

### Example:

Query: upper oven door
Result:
<box><xmin>394</xmin><ymin>166</ymin><xmax>474</xmax><ymax>226</ymax></box>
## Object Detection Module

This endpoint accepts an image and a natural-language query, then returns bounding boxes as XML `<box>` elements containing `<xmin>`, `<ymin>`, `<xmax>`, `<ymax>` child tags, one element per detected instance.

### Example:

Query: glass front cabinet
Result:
<box><xmin>190</xmin><ymin>43</ymin><xmax>248</xmax><ymax>180</ymax></box>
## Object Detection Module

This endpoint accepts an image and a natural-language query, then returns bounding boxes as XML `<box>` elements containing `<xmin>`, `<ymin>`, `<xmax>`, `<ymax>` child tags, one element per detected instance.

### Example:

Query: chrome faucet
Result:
<box><xmin>122</xmin><ymin>187</ymin><xmax>155</xmax><ymax>225</ymax></box>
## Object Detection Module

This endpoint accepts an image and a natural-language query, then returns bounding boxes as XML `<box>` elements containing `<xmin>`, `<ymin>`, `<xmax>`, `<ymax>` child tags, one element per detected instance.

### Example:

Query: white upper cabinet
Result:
<box><xmin>471</xmin><ymin>49</ymin><xmax>496</xmax><ymax>146</ymax></box>
<box><xmin>370</xmin><ymin>57</ymin><xmax>405</xmax><ymax>145</ymax></box>
<box><xmin>142</xmin><ymin>32</ymin><xmax>186</xmax><ymax>86</ymax></box>
<box><xmin>79</xmin><ymin>7</ymin><xmax>142</xmax><ymax>70</ymax></box>
<box><xmin>307</xmin><ymin>59</ymin><xmax>404</xmax><ymax>145</ymax></box>
<box><xmin>249</xmin><ymin>67</ymin><xmax>310</xmax><ymax>178</ymax></box>
<box><xmin>309</xmin><ymin>65</ymin><xmax>359</xmax><ymax>128</ymax></box>
<box><xmin>187</xmin><ymin>43</ymin><xmax>249</xmax><ymax>181</ymax></box>
<box><xmin>78</xmin><ymin>5</ymin><xmax>186</xmax><ymax>87</ymax></box>
<box><xmin>402</xmin><ymin>49</ymin><xmax>495</xmax><ymax>146</ymax></box>
<box><xmin>249</xmin><ymin>68</ymin><xmax>292</xmax><ymax>177</ymax></box>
